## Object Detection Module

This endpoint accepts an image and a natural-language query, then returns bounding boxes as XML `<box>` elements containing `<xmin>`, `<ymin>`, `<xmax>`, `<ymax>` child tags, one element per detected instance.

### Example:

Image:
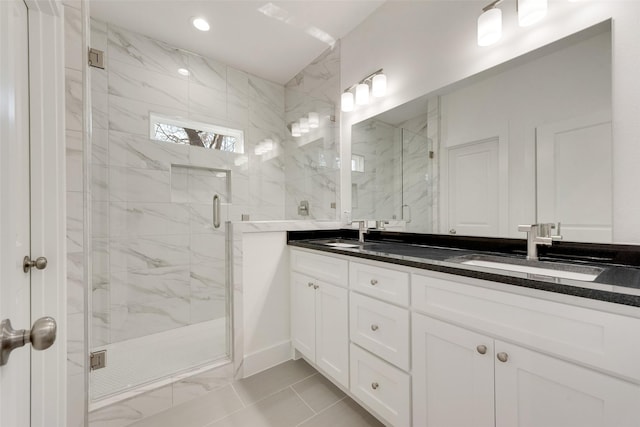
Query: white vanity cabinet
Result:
<box><xmin>290</xmin><ymin>250</ymin><xmax>349</xmax><ymax>388</ymax></box>
<box><xmin>290</xmin><ymin>245</ymin><xmax>640</xmax><ymax>427</ymax></box>
<box><xmin>348</xmin><ymin>260</ymin><xmax>412</xmax><ymax>426</ymax></box>
<box><xmin>412</xmin><ymin>271</ymin><xmax>640</xmax><ymax>427</ymax></box>
<box><xmin>413</xmin><ymin>314</ymin><xmax>640</xmax><ymax>427</ymax></box>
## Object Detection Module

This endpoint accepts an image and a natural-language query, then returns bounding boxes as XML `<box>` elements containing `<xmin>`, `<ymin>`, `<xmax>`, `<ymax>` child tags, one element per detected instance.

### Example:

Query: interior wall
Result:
<box><xmin>284</xmin><ymin>44</ymin><xmax>341</xmax><ymax>220</ymax></box>
<box><xmin>340</xmin><ymin>1</ymin><xmax>640</xmax><ymax>243</ymax></box>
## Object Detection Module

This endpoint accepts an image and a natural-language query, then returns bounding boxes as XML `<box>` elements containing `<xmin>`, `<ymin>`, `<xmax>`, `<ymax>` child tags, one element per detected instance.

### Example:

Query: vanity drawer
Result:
<box><xmin>290</xmin><ymin>249</ymin><xmax>348</xmax><ymax>286</ymax></box>
<box><xmin>350</xmin><ymin>343</ymin><xmax>411</xmax><ymax>427</ymax></box>
<box><xmin>350</xmin><ymin>292</ymin><xmax>410</xmax><ymax>370</ymax></box>
<box><xmin>350</xmin><ymin>261</ymin><xmax>409</xmax><ymax>306</ymax></box>
<box><xmin>412</xmin><ymin>271</ymin><xmax>640</xmax><ymax>382</ymax></box>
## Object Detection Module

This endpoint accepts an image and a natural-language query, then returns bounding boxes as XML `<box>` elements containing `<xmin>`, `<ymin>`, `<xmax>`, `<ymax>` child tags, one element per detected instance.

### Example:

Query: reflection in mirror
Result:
<box><xmin>351</xmin><ymin>21</ymin><xmax>612</xmax><ymax>243</ymax></box>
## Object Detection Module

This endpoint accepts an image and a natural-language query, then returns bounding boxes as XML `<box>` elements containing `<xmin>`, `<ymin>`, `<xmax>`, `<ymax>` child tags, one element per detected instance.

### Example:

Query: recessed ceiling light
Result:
<box><xmin>192</xmin><ymin>17</ymin><xmax>210</xmax><ymax>32</ymax></box>
<box><xmin>177</xmin><ymin>68</ymin><xmax>190</xmax><ymax>76</ymax></box>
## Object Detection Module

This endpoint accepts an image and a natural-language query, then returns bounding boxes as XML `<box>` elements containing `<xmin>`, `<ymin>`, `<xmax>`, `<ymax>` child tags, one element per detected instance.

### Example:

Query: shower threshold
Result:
<box><xmin>90</xmin><ymin>318</ymin><xmax>230</xmax><ymax>410</ymax></box>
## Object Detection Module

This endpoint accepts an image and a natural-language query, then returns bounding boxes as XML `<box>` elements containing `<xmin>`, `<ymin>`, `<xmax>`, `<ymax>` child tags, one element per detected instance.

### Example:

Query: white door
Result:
<box><xmin>291</xmin><ymin>272</ymin><xmax>316</xmax><ymax>362</ymax></box>
<box><xmin>412</xmin><ymin>314</ymin><xmax>495</xmax><ymax>427</ymax></box>
<box><xmin>495</xmin><ymin>341</ymin><xmax>640</xmax><ymax>427</ymax></box>
<box><xmin>445</xmin><ymin>138</ymin><xmax>500</xmax><ymax>236</ymax></box>
<box><xmin>315</xmin><ymin>282</ymin><xmax>348</xmax><ymax>388</ymax></box>
<box><xmin>0</xmin><ymin>0</ymin><xmax>32</xmax><ymax>425</ymax></box>
<box><xmin>536</xmin><ymin>111</ymin><xmax>612</xmax><ymax>243</ymax></box>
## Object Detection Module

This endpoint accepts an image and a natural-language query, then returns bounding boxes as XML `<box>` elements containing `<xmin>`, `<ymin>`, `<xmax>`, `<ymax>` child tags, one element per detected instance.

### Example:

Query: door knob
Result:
<box><xmin>23</xmin><ymin>256</ymin><xmax>47</xmax><ymax>273</ymax></box>
<box><xmin>0</xmin><ymin>317</ymin><xmax>57</xmax><ymax>366</ymax></box>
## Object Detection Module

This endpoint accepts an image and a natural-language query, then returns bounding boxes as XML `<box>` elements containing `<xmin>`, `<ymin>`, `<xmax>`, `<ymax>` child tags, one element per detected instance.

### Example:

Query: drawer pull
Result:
<box><xmin>313</xmin><ymin>284</ymin><xmax>319</xmax><ymax>290</ymax></box>
<box><xmin>308</xmin><ymin>282</ymin><xmax>314</xmax><ymax>288</ymax></box>
<box><xmin>371</xmin><ymin>382</ymin><xmax>379</xmax><ymax>390</ymax></box>
<box><xmin>371</xmin><ymin>324</ymin><xmax>379</xmax><ymax>331</ymax></box>
<box><xmin>497</xmin><ymin>352</ymin><xmax>509</xmax><ymax>363</ymax></box>
<box><xmin>370</xmin><ymin>279</ymin><xmax>378</xmax><ymax>286</ymax></box>
<box><xmin>476</xmin><ymin>345</ymin><xmax>487</xmax><ymax>355</ymax></box>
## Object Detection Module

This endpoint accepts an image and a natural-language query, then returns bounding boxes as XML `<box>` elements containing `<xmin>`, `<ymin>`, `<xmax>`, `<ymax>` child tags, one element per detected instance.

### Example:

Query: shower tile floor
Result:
<box><xmin>91</xmin><ymin>359</ymin><xmax>384</xmax><ymax>427</ymax></box>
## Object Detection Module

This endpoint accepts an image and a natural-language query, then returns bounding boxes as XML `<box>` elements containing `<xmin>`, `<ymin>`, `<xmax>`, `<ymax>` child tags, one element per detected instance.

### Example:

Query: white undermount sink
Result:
<box><xmin>449</xmin><ymin>254</ymin><xmax>605</xmax><ymax>282</ymax></box>
<box><xmin>325</xmin><ymin>242</ymin><xmax>360</xmax><ymax>248</ymax></box>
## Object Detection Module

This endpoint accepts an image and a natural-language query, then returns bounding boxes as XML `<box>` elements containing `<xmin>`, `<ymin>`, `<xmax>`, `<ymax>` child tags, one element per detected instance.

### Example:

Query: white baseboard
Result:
<box><xmin>242</xmin><ymin>340</ymin><xmax>292</xmax><ymax>378</ymax></box>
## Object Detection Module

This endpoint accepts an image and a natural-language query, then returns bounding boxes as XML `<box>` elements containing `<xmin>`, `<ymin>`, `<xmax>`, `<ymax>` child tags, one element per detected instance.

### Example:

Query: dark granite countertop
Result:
<box><xmin>287</xmin><ymin>229</ymin><xmax>640</xmax><ymax>308</ymax></box>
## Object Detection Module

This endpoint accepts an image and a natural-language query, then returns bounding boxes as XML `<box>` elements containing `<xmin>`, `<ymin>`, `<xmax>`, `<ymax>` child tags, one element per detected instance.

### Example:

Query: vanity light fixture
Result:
<box><xmin>478</xmin><ymin>0</ymin><xmax>548</xmax><ymax>47</ymax></box>
<box><xmin>341</xmin><ymin>69</ymin><xmax>386</xmax><ymax>112</ymax></box>
<box><xmin>308</xmin><ymin>112</ymin><xmax>319</xmax><ymax>128</ymax></box>
<box><xmin>299</xmin><ymin>117</ymin><xmax>310</xmax><ymax>133</ymax></box>
<box><xmin>192</xmin><ymin>17</ymin><xmax>210</xmax><ymax>32</ymax></box>
<box><xmin>355</xmin><ymin>83</ymin><xmax>370</xmax><ymax>105</ymax></box>
<box><xmin>518</xmin><ymin>0</ymin><xmax>547</xmax><ymax>27</ymax></box>
<box><xmin>477</xmin><ymin>0</ymin><xmax>503</xmax><ymax>46</ymax></box>
<box><xmin>371</xmin><ymin>74</ymin><xmax>387</xmax><ymax>97</ymax></box>
<box><xmin>341</xmin><ymin>92</ymin><xmax>354</xmax><ymax>112</ymax></box>
<box><xmin>291</xmin><ymin>122</ymin><xmax>301</xmax><ymax>137</ymax></box>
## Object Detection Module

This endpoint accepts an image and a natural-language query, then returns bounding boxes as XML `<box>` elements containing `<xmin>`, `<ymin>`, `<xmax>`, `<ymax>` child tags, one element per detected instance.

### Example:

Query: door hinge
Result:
<box><xmin>429</xmin><ymin>150</ymin><xmax>435</xmax><ymax>159</ymax></box>
<box><xmin>88</xmin><ymin>47</ymin><xmax>105</xmax><ymax>69</ymax></box>
<box><xmin>90</xmin><ymin>350</ymin><xmax>107</xmax><ymax>370</ymax></box>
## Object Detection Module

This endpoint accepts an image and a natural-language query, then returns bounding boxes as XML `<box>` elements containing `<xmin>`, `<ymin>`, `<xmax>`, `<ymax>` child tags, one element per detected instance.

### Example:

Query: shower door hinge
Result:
<box><xmin>90</xmin><ymin>350</ymin><xmax>107</xmax><ymax>370</ymax></box>
<box><xmin>88</xmin><ymin>47</ymin><xmax>105</xmax><ymax>69</ymax></box>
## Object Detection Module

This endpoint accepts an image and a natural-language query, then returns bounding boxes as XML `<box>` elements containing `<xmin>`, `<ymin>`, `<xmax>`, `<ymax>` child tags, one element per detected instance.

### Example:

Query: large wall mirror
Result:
<box><xmin>351</xmin><ymin>21</ymin><xmax>612</xmax><ymax>244</ymax></box>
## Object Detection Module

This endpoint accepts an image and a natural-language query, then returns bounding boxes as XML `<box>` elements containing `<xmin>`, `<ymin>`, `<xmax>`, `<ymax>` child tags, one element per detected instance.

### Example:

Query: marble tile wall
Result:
<box><xmin>284</xmin><ymin>43</ymin><xmax>340</xmax><ymax>220</ymax></box>
<box><xmin>399</xmin><ymin>112</ymin><xmax>433</xmax><ymax>233</ymax></box>
<box><xmin>89</xmin><ymin>19</ymin><xmax>286</xmax><ymax>351</ymax></box>
<box><xmin>351</xmin><ymin>119</ymin><xmax>402</xmax><ymax>220</ymax></box>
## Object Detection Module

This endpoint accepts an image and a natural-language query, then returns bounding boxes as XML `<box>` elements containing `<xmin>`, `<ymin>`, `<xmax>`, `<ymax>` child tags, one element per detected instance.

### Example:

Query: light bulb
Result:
<box><xmin>372</xmin><ymin>74</ymin><xmax>387</xmax><ymax>97</ymax></box>
<box><xmin>177</xmin><ymin>68</ymin><xmax>190</xmax><ymax>76</ymax></box>
<box><xmin>355</xmin><ymin>83</ymin><xmax>370</xmax><ymax>105</ymax></box>
<box><xmin>518</xmin><ymin>0</ymin><xmax>547</xmax><ymax>27</ymax></box>
<box><xmin>291</xmin><ymin>123</ymin><xmax>301</xmax><ymax>137</ymax></box>
<box><xmin>341</xmin><ymin>92</ymin><xmax>354</xmax><ymax>112</ymax></box>
<box><xmin>300</xmin><ymin>117</ymin><xmax>309</xmax><ymax>133</ymax></box>
<box><xmin>308</xmin><ymin>112</ymin><xmax>319</xmax><ymax>128</ymax></box>
<box><xmin>192</xmin><ymin>17</ymin><xmax>210</xmax><ymax>31</ymax></box>
<box><xmin>477</xmin><ymin>8</ymin><xmax>502</xmax><ymax>47</ymax></box>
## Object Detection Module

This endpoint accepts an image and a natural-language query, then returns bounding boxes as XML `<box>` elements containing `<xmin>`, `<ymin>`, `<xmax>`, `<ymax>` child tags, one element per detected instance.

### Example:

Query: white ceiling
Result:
<box><xmin>90</xmin><ymin>0</ymin><xmax>385</xmax><ymax>84</ymax></box>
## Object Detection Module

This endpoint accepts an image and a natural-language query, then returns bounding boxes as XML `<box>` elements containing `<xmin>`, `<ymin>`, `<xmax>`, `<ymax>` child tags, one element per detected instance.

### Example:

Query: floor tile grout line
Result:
<box><xmin>289</xmin><ymin>385</ymin><xmax>317</xmax><ymax>415</ymax></box>
<box><xmin>229</xmin><ymin>383</ymin><xmax>248</xmax><ymax>408</ymax></box>
<box><xmin>294</xmin><ymin>396</ymin><xmax>348</xmax><ymax>427</ymax></box>
<box><xmin>231</xmin><ymin>370</ymin><xmax>319</xmax><ymax>407</ymax></box>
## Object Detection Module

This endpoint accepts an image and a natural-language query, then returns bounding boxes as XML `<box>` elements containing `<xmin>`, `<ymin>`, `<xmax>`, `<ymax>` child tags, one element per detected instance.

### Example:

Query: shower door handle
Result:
<box><xmin>213</xmin><ymin>194</ymin><xmax>221</xmax><ymax>229</ymax></box>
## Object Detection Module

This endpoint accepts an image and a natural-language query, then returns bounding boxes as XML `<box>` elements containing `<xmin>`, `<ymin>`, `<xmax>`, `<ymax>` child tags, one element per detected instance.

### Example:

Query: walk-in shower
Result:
<box><xmin>87</xmin><ymin>20</ymin><xmax>240</xmax><ymax>405</ymax></box>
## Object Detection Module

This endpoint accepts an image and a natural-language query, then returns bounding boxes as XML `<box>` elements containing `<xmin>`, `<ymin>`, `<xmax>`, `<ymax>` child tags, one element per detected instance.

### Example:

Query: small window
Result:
<box><xmin>351</xmin><ymin>154</ymin><xmax>365</xmax><ymax>172</ymax></box>
<box><xmin>150</xmin><ymin>113</ymin><xmax>244</xmax><ymax>154</ymax></box>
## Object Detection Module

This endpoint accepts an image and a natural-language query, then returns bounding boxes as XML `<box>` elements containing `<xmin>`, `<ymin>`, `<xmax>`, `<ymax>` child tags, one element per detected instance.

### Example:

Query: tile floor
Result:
<box><xmin>128</xmin><ymin>359</ymin><xmax>384</xmax><ymax>427</ymax></box>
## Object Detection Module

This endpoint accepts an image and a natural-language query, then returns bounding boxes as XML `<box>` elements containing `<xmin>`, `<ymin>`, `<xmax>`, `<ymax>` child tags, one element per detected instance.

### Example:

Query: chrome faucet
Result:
<box><xmin>352</xmin><ymin>220</ymin><xmax>369</xmax><ymax>243</ymax></box>
<box><xmin>518</xmin><ymin>223</ymin><xmax>562</xmax><ymax>261</ymax></box>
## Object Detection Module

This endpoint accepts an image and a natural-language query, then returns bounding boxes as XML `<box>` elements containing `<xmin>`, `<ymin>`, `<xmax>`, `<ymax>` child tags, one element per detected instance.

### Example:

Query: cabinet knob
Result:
<box><xmin>371</xmin><ymin>382</ymin><xmax>379</xmax><ymax>390</ymax></box>
<box><xmin>497</xmin><ymin>352</ymin><xmax>509</xmax><ymax>363</ymax></box>
<box><xmin>476</xmin><ymin>345</ymin><xmax>487</xmax><ymax>355</ymax></box>
<box><xmin>370</xmin><ymin>279</ymin><xmax>378</xmax><ymax>286</ymax></box>
<box><xmin>308</xmin><ymin>282</ymin><xmax>314</xmax><ymax>288</ymax></box>
<box><xmin>371</xmin><ymin>324</ymin><xmax>379</xmax><ymax>331</ymax></box>
<box><xmin>313</xmin><ymin>284</ymin><xmax>319</xmax><ymax>290</ymax></box>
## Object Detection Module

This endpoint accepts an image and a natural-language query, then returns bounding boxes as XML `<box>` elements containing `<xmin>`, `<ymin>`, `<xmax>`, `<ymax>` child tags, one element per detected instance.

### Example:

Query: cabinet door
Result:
<box><xmin>495</xmin><ymin>341</ymin><xmax>640</xmax><ymax>427</ymax></box>
<box><xmin>412</xmin><ymin>314</ymin><xmax>495</xmax><ymax>427</ymax></box>
<box><xmin>316</xmin><ymin>282</ymin><xmax>349</xmax><ymax>388</ymax></box>
<box><xmin>291</xmin><ymin>272</ymin><xmax>316</xmax><ymax>362</ymax></box>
